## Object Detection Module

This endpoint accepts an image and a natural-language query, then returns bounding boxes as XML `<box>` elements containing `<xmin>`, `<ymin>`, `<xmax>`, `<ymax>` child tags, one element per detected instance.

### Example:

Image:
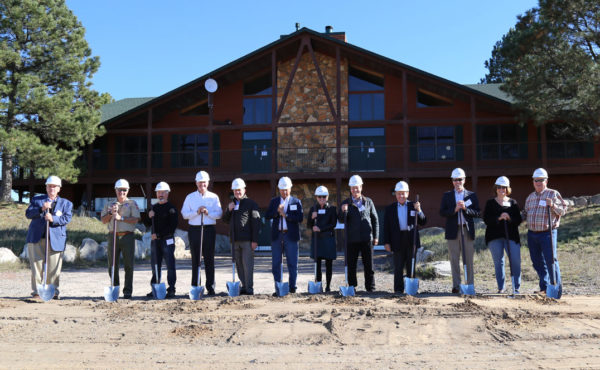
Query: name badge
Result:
<box><xmin>290</xmin><ymin>205</ymin><xmax>297</xmax><ymax>211</ymax></box>
<box><xmin>465</xmin><ymin>199</ymin><xmax>472</xmax><ymax>207</ymax></box>
<box><xmin>502</xmin><ymin>201</ymin><xmax>511</xmax><ymax>207</ymax></box>
<box><xmin>539</xmin><ymin>200</ymin><xmax>547</xmax><ymax>207</ymax></box>
<box><xmin>55</xmin><ymin>210</ymin><xmax>62</xmax><ymax>216</ymax></box>
<box><xmin>234</xmin><ymin>204</ymin><xmax>239</xmax><ymax>210</ymax></box>
<box><xmin>166</xmin><ymin>238</ymin><xmax>174</xmax><ymax>246</ymax></box>
<box><xmin>318</xmin><ymin>209</ymin><xmax>326</xmax><ymax>214</ymax></box>
<box><xmin>410</xmin><ymin>210</ymin><xmax>415</xmax><ymax>216</ymax></box>
<box><xmin>358</xmin><ymin>205</ymin><xmax>365</xmax><ymax>212</ymax></box>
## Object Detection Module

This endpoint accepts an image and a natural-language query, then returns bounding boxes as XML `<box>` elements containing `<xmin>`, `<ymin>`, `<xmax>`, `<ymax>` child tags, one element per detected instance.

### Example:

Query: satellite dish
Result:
<box><xmin>205</xmin><ymin>78</ymin><xmax>218</xmax><ymax>93</ymax></box>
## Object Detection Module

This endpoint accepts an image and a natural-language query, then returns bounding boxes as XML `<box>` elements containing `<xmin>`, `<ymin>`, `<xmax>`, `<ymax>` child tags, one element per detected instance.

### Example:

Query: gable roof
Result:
<box><xmin>100</xmin><ymin>28</ymin><xmax>513</xmax><ymax>124</ymax></box>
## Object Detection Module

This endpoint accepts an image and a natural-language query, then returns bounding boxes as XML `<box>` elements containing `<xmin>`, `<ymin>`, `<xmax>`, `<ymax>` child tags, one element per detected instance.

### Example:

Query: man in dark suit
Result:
<box><xmin>265</xmin><ymin>176</ymin><xmax>303</xmax><ymax>294</ymax></box>
<box><xmin>25</xmin><ymin>176</ymin><xmax>73</xmax><ymax>299</ymax></box>
<box><xmin>439</xmin><ymin>168</ymin><xmax>481</xmax><ymax>293</ymax></box>
<box><xmin>384</xmin><ymin>181</ymin><xmax>426</xmax><ymax>293</ymax></box>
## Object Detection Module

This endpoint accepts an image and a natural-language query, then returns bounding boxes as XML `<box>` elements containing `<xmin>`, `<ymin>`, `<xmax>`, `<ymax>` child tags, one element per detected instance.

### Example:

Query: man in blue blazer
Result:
<box><xmin>384</xmin><ymin>181</ymin><xmax>427</xmax><ymax>293</ymax></box>
<box><xmin>25</xmin><ymin>176</ymin><xmax>73</xmax><ymax>299</ymax></box>
<box><xmin>439</xmin><ymin>168</ymin><xmax>480</xmax><ymax>294</ymax></box>
<box><xmin>265</xmin><ymin>176</ymin><xmax>303</xmax><ymax>294</ymax></box>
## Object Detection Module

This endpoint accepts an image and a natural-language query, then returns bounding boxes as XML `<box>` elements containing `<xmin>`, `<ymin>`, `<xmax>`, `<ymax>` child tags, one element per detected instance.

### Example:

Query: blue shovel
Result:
<box><xmin>189</xmin><ymin>214</ymin><xmax>205</xmax><ymax>300</ymax></box>
<box><xmin>307</xmin><ymin>229</ymin><xmax>322</xmax><ymax>294</ymax></box>
<box><xmin>104</xmin><ymin>213</ymin><xmax>120</xmax><ymax>302</ymax></box>
<box><xmin>339</xmin><ymin>211</ymin><xmax>355</xmax><ymax>297</ymax></box>
<box><xmin>545</xmin><ymin>205</ymin><xmax>562</xmax><ymax>299</ymax></box>
<box><xmin>150</xmin><ymin>216</ymin><xmax>166</xmax><ymax>300</ymax></box>
<box><xmin>458</xmin><ymin>210</ymin><xmax>475</xmax><ymax>296</ymax></box>
<box><xmin>226</xmin><ymin>209</ymin><xmax>240</xmax><ymax>297</ymax></box>
<box><xmin>37</xmin><ymin>215</ymin><xmax>56</xmax><ymax>302</ymax></box>
<box><xmin>404</xmin><ymin>195</ymin><xmax>420</xmax><ymax>296</ymax></box>
<box><xmin>276</xmin><ymin>217</ymin><xmax>289</xmax><ymax>297</ymax></box>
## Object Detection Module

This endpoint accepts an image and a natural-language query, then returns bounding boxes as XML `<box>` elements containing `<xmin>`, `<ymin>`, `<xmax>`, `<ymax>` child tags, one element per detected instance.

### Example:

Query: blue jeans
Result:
<box><xmin>151</xmin><ymin>238</ymin><xmax>176</xmax><ymax>291</ymax></box>
<box><xmin>527</xmin><ymin>230</ymin><xmax>562</xmax><ymax>293</ymax></box>
<box><xmin>271</xmin><ymin>233</ymin><xmax>299</xmax><ymax>290</ymax></box>
<box><xmin>488</xmin><ymin>238</ymin><xmax>521</xmax><ymax>293</ymax></box>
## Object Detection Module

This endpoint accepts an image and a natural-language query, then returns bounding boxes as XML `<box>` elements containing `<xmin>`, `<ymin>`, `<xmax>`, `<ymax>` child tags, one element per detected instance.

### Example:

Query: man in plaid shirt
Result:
<box><xmin>523</xmin><ymin>168</ymin><xmax>567</xmax><ymax>296</ymax></box>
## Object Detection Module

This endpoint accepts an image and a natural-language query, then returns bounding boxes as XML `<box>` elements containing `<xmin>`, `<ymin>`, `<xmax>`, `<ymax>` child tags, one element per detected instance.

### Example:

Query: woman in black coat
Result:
<box><xmin>307</xmin><ymin>186</ymin><xmax>337</xmax><ymax>292</ymax></box>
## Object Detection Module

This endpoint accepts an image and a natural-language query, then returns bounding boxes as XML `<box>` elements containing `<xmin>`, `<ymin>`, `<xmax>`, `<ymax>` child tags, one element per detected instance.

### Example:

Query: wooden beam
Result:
<box><xmin>307</xmin><ymin>38</ymin><xmax>338</xmax><ymax>121</ymax></box>
<box><xmin>275</xmin><ymin>37</ymin><xmax>309</xmax><ymax>123</ymax></box>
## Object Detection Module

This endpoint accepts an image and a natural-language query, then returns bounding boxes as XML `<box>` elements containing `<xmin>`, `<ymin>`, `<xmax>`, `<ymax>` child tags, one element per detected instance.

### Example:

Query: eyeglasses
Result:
<box><xmin>117</xmin><ymin>189</ymin><xmax>128</xmax><ymax>192</ymax></box>
<box><xmin>533</xmin><ymin>179</ymin><xmax>546</xmax><ymax>183</ymax></box>
<box><xmin>496</xmin><ymin>186</ymin><xmax>507</xmax><ymax>190</ymax></box>
<box><xmin>316</xmin><ymin>196</ymin><xmax>327</xmax><ymax>199</ymax></box>
<box><xmin>452</xmin><ymin>178</ymin><xmax>464</xmax><ymax>182</ymax></box>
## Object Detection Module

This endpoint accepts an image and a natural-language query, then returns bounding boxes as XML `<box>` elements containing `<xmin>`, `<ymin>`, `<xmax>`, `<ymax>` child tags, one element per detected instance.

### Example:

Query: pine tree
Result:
<box><xmin>0</xmin><ymin>0</ymin><xmax>111</xmax><ymax>201</ymax></box>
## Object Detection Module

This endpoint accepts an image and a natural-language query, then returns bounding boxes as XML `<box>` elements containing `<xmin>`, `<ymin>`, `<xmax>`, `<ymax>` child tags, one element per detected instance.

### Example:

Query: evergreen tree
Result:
<box><xmin>0</xmin><ymin>0</ymin><xmax>111</xmax><ymax>201</ymax></box>
<box><xmin>481</xmin><ymin>0</ymin><xmax>600</xmax><ymax>139</ymax></box>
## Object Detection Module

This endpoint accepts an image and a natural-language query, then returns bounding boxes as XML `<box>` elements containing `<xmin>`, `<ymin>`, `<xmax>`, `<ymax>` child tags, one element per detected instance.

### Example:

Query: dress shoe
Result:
<box><xmin>123</xmin><ymin>293</ymin><xmax>132</xmax><ymax>299</ymax></box>
<box><xmin>207</xmin><ymin>288</ymin><xmax>215</xmax><ymax>296</ymax></box>
<box><xmin>166</xmin><ymin>290</ymin><xmax>176</xmax><ymax>298</ymax></box>
<box><xmin>325</xmin><ymin>286</ymin><xmax>331</xmax><ymax>292</ymax></box>
<box><xmin>452</xmin><ymin>288</ymin><xmax>459</xmax><ymax>294</ymax></box>
<box><xmin>289</xmin><ymin>287</ymin><xmax>296</xmax><ymax>293</ymax></box>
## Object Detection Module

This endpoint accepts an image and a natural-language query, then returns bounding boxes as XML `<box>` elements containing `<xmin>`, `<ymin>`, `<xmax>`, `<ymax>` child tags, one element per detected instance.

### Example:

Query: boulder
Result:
<box><xmin>416</xmin><ymin>247</ymin><xmax>433</xmax><ymax>263</ymax></box>
<box><xmin>564</xmin><ymin>199</ymin><xmax>575</xmax><ymax>207</ymax></box>
<box><xmin>174</xmin><ymin>229</ymin><xmax>189</xmax><ymax>249</ymax></box>
<box><xmin>174</xmin><ymin>237</ymin><xmax>190</xmax><ymax>259</ymax></box>
<box><xmin>20</xmin><ymin>244</ymin><xmax>29</xmax><ymax>260</ymax></box>
<box><xmin>80</xmin><ymin>238</ymin><xmax>103</xmax><ymax>261</ymax></box>
<box><xmin>134</xmin><ymin>232</ymin><xmax>152</xmax><ymax>259</ymax></box>
<box><xmin>0</xmin><ymin>248</ymin><xmax>19</xmax><ymax>264</ymax></box>
<box><xmin>63</xmin><ymin>244</ymin><xmax>77</xmax><ymax>263</ymax></box>
<box><xmin>431</xmin><ymin>260</ymin><xmax>452</xmax><ymax>277</ymax></box>
<box><xmin>573</xmin><ymin>196</ymin><xmax>588</xmax><ymax>207</ymax></box>
<box><xmin>591</xmin><ymin>194</ymin><xmax>600</xmax><ymax>205</ymax></box>
<box><xmin>215</xmin><ymin>234</ymin><xmax>231</xmax><ymax>254</ymax></box>
<box><xmin>419</xmin><ymin>227</ymin><xmax>444</xmax><ymax>237</ymax></box>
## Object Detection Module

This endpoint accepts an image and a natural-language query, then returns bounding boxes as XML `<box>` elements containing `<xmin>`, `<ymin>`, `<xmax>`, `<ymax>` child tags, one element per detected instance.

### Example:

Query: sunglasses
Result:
<box><xmin>452</xmin><ymin>178</ymin><xmax>464</xmax><ymax>182</ymax></box>
<box><xmin>496</xmin><ymin>186</ymin><xmax>507</xmax><ymax>190</ymax></box>
<box><xmin>316</xmin><ymin>196</ymin><xmax>327</xmax><ymax>199</ymax></box>
<box><xmin>533</xmin><ymin>179</ymin><xmax>546</xmax><ymax>183</ymax></box>
<box><xmin>117</xmin><ymin>189</ymin><xmax>128</xmax><ymax>192</ymax></box>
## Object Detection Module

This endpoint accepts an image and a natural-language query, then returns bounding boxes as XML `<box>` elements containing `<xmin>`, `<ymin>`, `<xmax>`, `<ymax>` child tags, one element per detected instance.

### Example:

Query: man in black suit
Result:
<box><xmin>439</xmin><ymin>168</ymin><xmax>481</xmax><ymax>294</ymax></box>
<box><xmin>383</xmin><ymin>181</ymin><xmax>426</xmax><ymax>293</ymax></box>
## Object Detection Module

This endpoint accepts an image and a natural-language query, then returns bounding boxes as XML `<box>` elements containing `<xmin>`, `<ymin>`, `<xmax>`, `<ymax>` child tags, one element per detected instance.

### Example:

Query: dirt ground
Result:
<box><xmin>1</xmin><ymin>257</ymin><xmax>599</xmax><ymax>369</ymax></box>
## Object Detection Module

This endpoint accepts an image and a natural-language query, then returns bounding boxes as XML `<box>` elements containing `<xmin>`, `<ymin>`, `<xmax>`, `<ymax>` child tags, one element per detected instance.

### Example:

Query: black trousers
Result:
<box><xmin>347</xmin><ymin>241</ymin><xmax>374</xmax><ymax>290</ymax></box>
<box><xmin>189</xmin><ymin>225</ymin><xmax>216</xmax><ymax>289</ymax></box>
<box><xmin>315</xmin><ymin>258</ymin><xmax>333</xmax><ymax>286</ymax></box>
<box><xmin>393</xmin><ymin>231</ymin><xmax>413</xmax><ymax>293</ymax></box>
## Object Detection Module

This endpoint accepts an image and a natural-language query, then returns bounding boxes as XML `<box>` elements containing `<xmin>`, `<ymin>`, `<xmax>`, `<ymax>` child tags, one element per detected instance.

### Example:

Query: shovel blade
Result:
<box><xmin>189</xmin><ymin>285</ymin><xmax>204</xmax><ymax>300</ymax></box>
<box><xmin>104</xmin><ymin>285</ymin><xmax>120</xmax><ymax>302</ymax></box>
<box><xmin>460</xmin><ymin>284</ymin><xmax>475</xmax><ymax>296</ymax></box>
<box><xmin>152</xmin><ymin>283</ymin><xmax>167</xmax><ymax>300</ymax></box>
<box><xmin>546</xmin><ymin>284</ymin><xmax>561</xmax><ymax>299</ymax></box>
<box><xmin>226</xmin><ymin>281</ymin><xmax>240</xmax><ymax>297</ymax></box>
<box><xmin>339</xmin><ymin>285</ymin><xmax>355</xmax><ymax>297</ymax></box>
<box><xmin>37</xmin><ymin>283</ymin><xmax>55</xmax><ymax>302</ymax></box>
<box><xmin>308</xmin><ymin>281</ymin><xmax>322</xmax><ymax>294</ymax></box>
<box><xmin>404</xmin><ymin>277</ymin><xmax>420</xmax><ymax>296</ymax></box>
<box><xmin>276</xmin><ymin>281</ymin><xmax>289</xmax><ymax>297</ymax></box>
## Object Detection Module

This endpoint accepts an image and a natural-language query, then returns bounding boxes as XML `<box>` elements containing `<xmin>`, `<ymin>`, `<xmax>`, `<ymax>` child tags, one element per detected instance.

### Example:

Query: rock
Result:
<box><xmin>591</xmin><ymin>194</ymin><xmax>600</xmax><ymax>205</ymax></box>
<box><xmin>419</xmin><ymin>227</ymin><xmax>444</xmax><ymax>237</ymax></box>
<box><xmin>431</xmin><ymin>261</ymin><xmax>452</xmax><ymax>277</ymax></box>
<box><xmin>134</xmin><ymin>232</ymin><xmax>152</xmax><ymax>259</ymax></box>
<box><xmin>573</xmin><ymin>196</ymin><xmax>588</xmax><ymax>207</ymax></box>
<box><xmin>174</xmin><ymin>237</ymin><xmax>190</xmax><ymax>259</ymax></box>
<box><xmin>63</xmin><ymin>244</ymin><xmax>77</xmax><ymax>263</ymax></box>
<box><xmin>416</xmin><ymin>247</ymin><xmax>433</xmax><ymax>263</ymax></box>
<box><xmin>215</xmin><ymin>234</ymin><xmax>231</xmax><ymax>254</ymax></box>
<box><xmin>174</xmin><ymin>229</ymin><xmax>189</xmax><ymax>249</ymax></box>
<box><xmin>80</xmin><ymin>238</ymin><xmax>103</xmax><ymax>261</ymax></box>
<box><xmin>0</xmin><ymin>248</ymin><xmax>19</xmax><ymax>264</ymax></box>
<box><xmin>20</xmin><ymin>244</ymin><xmax>29</xmax><ymax>260</ymax></box>
<box><xmin>565</xmin><ymin>199</ymin><xmax>575</xmax><ymax>207</ymax></box>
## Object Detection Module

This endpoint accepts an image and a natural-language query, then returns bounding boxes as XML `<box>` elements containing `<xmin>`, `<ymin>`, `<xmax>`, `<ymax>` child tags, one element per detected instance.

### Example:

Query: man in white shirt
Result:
<box><xmin>181</xmin><ymin>171</ymin><xmax>223</xmax><ymax>295</ymax></box>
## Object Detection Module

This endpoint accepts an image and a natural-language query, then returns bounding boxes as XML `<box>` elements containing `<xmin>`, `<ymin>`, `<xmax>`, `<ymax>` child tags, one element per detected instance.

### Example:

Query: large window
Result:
<box><xmin>348</xmin><ymin>127</ymin><xmax>385</xmax><ymax>171</ymax></box>
<box><xmin>171</xmin><ymin>134</ymin><xmax>220</xmax><ymax>168</ymax></box>
<box><xmin>477</xmin><ymin>124</ymin><xmax>527</xmax><ymax>160</ymax></box>
<box><xmin>92</xmin><ymin>136</ymin><xmax>108</xmax><ymax>170</ymax></box>
<box><xmin>242</xmin><ymin>131</ymin><xmax>272</xmax><ymax>173</ymax></box>
<box><xmin>114</xmin><ymin>135</ymin><xmax>162</xmax><ymax>169</ymax></box>
<box><xmin>243</xmin><ymin>74</ymin><xmax>272</xmax><ymax>125</ymax></box>
<box><xmin>546</xmin><ymin>125</ymin><xmax>594</xmax><ymax>159</ymax></box>
<box><xmin>348</xmin><ymin>67</ymin><xmax>384</xmax><ymax>121</ymax></box>
<box><xmin>414</xmin><ymin>126</ymin><xmax>456</xmax><ymax>161</ymax></box>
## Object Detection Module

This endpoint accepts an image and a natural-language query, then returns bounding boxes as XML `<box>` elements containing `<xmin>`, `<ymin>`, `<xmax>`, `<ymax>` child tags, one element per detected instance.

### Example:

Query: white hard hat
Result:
<box><xmin>45</xmin><ymin>175</ymin><xmax>62</xmax><ymax>187</ymax></box>
<box><xmin>231</xmin><ymin>178</ymin><xmax>246</xmax><ymax>190</ymax></box>
<box><xmin>314</xmin><ymin>185</ymin><xmax>329</xmax><ymax>196</ymax></box>
<box><xmin>348</xmin><ymin>174</ymin><xmax>363</xmax><ymax>187</ymax></box>
<box><xmin>155</xmin><ymin>181</ymin><xmax>170</xmax><ymax>192</ymax></box>
<box><xmin>278</xmin><ymin>176</ymin><xmax>292</xmax><ymax>189</ymax></box>
<box><xmin>495</xmin><ymin>176</ymin><xmax>510</xmax><ymax>187</ymax></box>
<box><xmin>394</xmin><ymin>181</ymin><xmax>409</xmax><ymax>192</ymax></box>
<box><xmin>451</xmin><ymin>168</ymin><xmax>466</xmax><ymax>179</ymax></box>
<box><xmin>114</xmin><ymin>179</ymin><xmax>130</xmax><ymax>189</ymax></box>
<box><xmin>532</xmin><ymin>168</ymin><xmax>548</xmax><ymax>179</ymax></box>
<box><xmin>195</xmin><ymin>171</ymin><xmax>210</xmax><ymax>182</ymax></box>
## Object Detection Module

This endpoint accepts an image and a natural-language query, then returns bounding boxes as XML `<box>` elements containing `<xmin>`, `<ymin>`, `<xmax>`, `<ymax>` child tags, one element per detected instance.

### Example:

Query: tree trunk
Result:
<box><xmin>1</xmin><ymin>152</ymin><xmax>14</xmax><ymax>202</ymax></box>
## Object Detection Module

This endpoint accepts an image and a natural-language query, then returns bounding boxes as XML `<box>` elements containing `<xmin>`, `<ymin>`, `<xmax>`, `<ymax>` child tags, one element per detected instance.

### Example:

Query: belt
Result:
<box><xmin>280</xmin><ymin>229</ymin><xmax>288</xmax><ymax>233</ymax></box>
<box><xmin>529</xmin><ymin>229</ymin><xmax>551</xmax><ymax>234</ymax></box>
<box><xmin>115</xmin><ymin>231</ymin><xmax>132</xmax><ymax>236</ymax></box>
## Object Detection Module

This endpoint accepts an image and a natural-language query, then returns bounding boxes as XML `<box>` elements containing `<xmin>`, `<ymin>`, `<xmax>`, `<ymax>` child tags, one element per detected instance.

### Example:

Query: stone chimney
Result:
<box><xmin>323</xmin><ymin>25</ymin><xmax>346</xmax><ymax>42</ymax></box>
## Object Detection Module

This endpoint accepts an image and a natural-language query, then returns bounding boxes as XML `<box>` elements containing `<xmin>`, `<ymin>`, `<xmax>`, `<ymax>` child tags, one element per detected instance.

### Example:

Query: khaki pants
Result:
<box><xmin>28</xmin><ymin>240</ymin><xmax>63</xmax><ymax>295</ymax></box>
<box><xmin>107</xmin><ymin>233</ymin><xmax>135</xmax><ymax>296</ymax></box>
<box><xmin>233</xmin><ymin>241</ymin><xmax>254</xmax><ymax>294</ymax></box>
<box><xmin>447</xmin><ymin>226</ymin><xmax>475</xmax><ymax>289</ymax></box>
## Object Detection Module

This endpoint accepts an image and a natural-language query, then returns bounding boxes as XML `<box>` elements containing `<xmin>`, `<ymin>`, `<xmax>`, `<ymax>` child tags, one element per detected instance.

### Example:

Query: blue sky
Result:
<box><xmin>66</xmin><ymin>0</ymin><xmax>539</xmax><ymax>101</ymax></box>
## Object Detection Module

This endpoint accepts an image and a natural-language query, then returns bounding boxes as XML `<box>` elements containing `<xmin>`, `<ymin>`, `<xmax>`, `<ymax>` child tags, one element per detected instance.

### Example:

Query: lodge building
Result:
<box><xmin>12</xmin><ymin>27</ymin><xmax>600</xmax><ymax>248</ymax></box>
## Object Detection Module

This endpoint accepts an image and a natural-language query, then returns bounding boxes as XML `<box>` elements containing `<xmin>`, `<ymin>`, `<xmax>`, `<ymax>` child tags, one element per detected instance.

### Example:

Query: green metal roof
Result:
<box><xmin>463</xmin><ymin>83</ymin><xmax>514</xmax><ymax>104</ymax></box>
<box><xmin>100</xmin><ymin>97</ymin><xmax>154</xmax><ymax>123</ymax></box>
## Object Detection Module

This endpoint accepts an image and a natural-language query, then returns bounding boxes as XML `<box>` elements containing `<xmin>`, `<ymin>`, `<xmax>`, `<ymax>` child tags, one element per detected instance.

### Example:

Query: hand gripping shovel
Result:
<box><xmin>308</xmin><ymin>229</ymin><xmax>322</xmax><ymax>294</ymax></box>
<box><xmin>104</xmin><ymin>214</ymin><xmax>120</xmax><ymax>302</ymax></box>
<box><xmin>189</xmin><ymin>214</ymin><xmax>205</xmax><ymax>300</ymax></box>
<box><xmin>503</xmin><ymin>220</ymin><xmax>516</xmax><ymax>296</ymax></box>
<box><xmin>226</xmin><ymin>213</ymin><xmax>240</xmax><ymax>297</ymax></box>
<box><xmin>37</xmin><ymin>216</ymin><xmax>56</xmax><ymax>302</ymax></box>
<box><xmin>545</xmin><ymin>205</ymin><xmax>562</xmax><ymax>299</ymax></box>
<box><xmin>276</xmin><ymin>217</ymin><xmax>289</xmax><ymax>297</ymax></box>
<box><xmin>458</xmin><ymin>210</ymin><xmax>475</xmax><ymax>296</ymax></box>
<box><xmin>150</xmin><ymin>216</ymin><xmax>166</xmax><ymax>300</ymax></box>
<box><xmin>339</xmin><ymin>211</ymin><xmax>355</xmax><ymax>297</ymax></box>
<box><xmin>404</xmin><ymin>195</ymin><xmax>420</xmax><ymax>296</ymax></box>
